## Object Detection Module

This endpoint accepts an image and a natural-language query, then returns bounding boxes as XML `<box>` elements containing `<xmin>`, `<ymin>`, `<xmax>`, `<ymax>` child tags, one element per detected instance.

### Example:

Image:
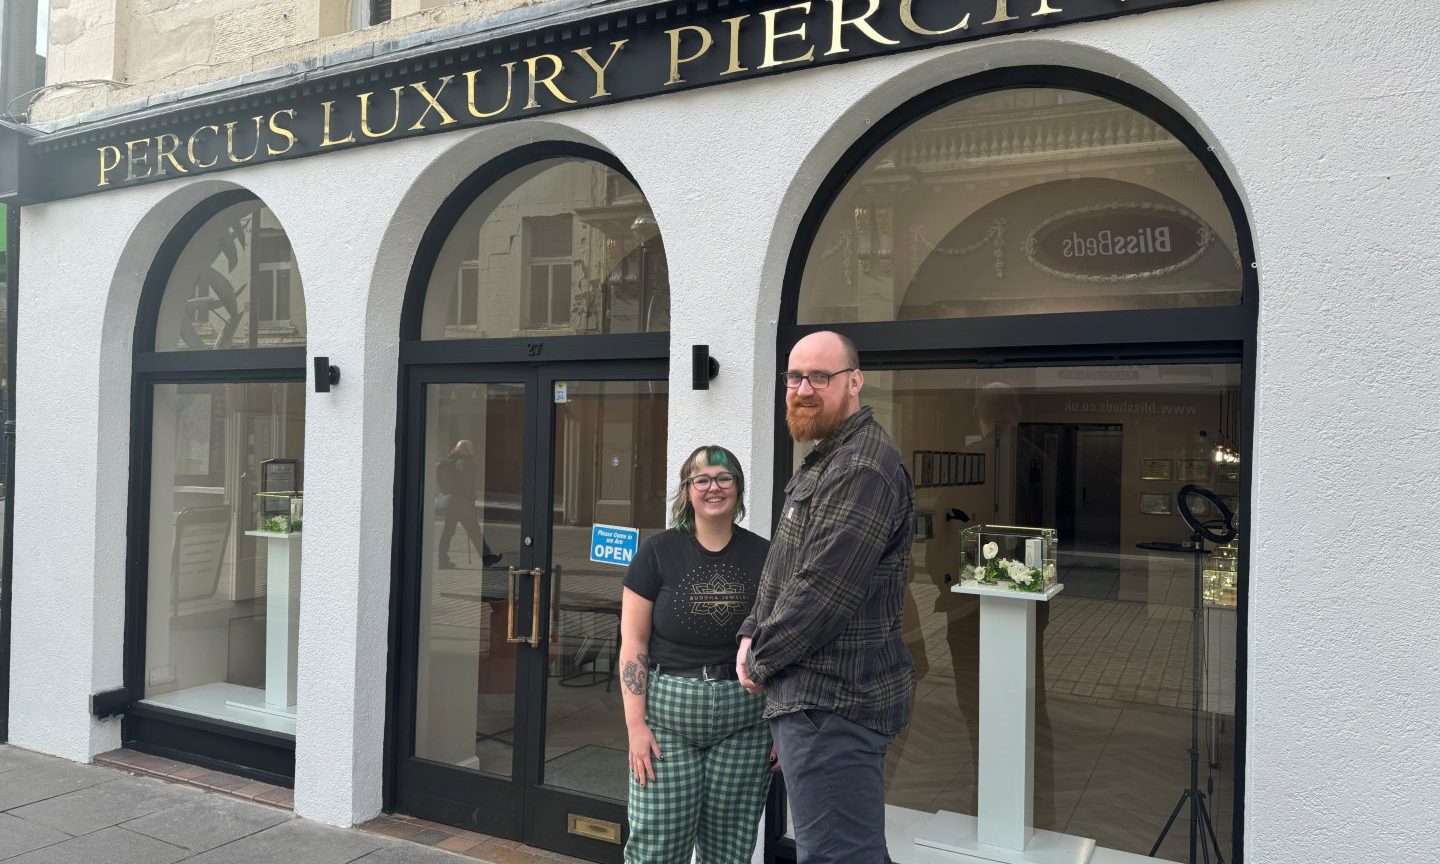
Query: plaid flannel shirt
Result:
<box><xmin>738</xmin><ymin>406</ymin><xmax>916</xmax><ymax>736</ymax></box>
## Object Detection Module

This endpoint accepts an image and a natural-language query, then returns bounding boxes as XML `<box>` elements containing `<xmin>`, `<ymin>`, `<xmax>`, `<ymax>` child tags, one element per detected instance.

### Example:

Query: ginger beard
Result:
<box><xmin>786</xmin><ymin>391</ymin><xmax>850</xmax><ymax>441</ymax></box>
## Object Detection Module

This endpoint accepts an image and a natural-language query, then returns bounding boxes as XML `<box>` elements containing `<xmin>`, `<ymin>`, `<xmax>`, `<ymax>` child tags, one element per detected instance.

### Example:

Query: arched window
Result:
<box><xmin>780</xmin><ymin>73</ymin><xmax>1252</xmax><ymax>864</ymax></box>
<box><xmin>153</xmin><ymin>200</ymin><xmax>306</xmax><ymax>350</ymax></box>
<box><xmin>127</xmin><ymin>192</ymin><xmax>307</xmax><ymax>783</ymax></box>
<box><xmin>419</xmin><ymin>157</ymin><xmax>668</xmax><ymax>339</ymax></box>
<box><xmin>797</xmin><ymin>88</ymin><xmax>1242</xmax><ymax>323</ymax></box>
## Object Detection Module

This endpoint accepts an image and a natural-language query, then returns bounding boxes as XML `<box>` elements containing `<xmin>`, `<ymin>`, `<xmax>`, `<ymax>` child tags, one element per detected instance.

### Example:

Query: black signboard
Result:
<box><xmin>20</xmin><ymin>0</ymin><xmax>1220</xmax><ymax>203</ymax></box>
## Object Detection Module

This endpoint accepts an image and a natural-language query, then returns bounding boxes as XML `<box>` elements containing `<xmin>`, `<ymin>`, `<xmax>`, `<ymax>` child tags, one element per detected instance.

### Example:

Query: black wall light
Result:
<box><xmin>314</xmin><ymin>356</ymin><xmax>341</xmax><ymax>393</ymax></box>
<box><xmin>692</xmin><ymin>345</ymin><xmax>720</xmax><ymax>390</ymax></box>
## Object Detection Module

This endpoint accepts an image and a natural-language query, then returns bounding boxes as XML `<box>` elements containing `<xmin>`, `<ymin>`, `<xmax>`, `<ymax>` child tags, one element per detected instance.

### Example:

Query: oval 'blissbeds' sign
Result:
<box><xmin>1024</xmin><ymin>203</ymin><xmax>1211</xmax><ymax>283</ymax></box>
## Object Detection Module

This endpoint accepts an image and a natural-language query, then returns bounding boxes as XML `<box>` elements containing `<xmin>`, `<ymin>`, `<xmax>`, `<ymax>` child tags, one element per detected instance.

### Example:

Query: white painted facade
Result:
<box><xmin>7</xmin><ymin>1</ymin><xmax>1440</xmax><ymax>862</ymax></box>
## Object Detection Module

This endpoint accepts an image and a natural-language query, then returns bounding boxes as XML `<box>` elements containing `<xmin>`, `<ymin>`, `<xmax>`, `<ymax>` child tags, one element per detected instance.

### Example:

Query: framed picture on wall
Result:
<box><xmin>1140</xmin><ymin>458</ymin><xmax>1173</xmax><ymax>481</ymax></box>
<box><xmin>1139</xmin><ymin>492</ymin><xmax>1173</xmax><ymax>515</ymax></box>
<box><xmin>1179</xmin><ymin>458</ymin><xmax>1211</xmax><ymax>483</ymax></box>
<box><xmin>913</xmin><ymin>452</ymin><xmax>925</xmax><ymax>485</ymax></box>
<box><xmin>913</xmin><ymin>510</ymin><xmax>934</xmax><ymax>540</ymax></box>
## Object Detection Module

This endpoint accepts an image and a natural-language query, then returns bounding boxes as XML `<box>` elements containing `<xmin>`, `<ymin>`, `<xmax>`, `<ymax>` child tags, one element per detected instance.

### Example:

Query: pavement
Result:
<box><xmin>0</xmin><ymin>745</ymin><xmax>582</xmax><ymax>864</ymax></box>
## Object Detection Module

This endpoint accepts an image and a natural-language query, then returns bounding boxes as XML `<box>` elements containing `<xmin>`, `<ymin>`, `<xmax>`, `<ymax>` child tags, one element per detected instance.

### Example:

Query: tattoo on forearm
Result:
<box><xmin>623</xmin><ymin>655</ymin><xmax>650</xmax><ymax>696</ymax></box>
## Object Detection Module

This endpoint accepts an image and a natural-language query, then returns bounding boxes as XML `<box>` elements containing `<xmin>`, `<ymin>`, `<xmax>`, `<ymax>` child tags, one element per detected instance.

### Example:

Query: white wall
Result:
<box><xmin>10</xmin><ymin>0</ymin><xmax>1440</xmax><ymax>860</ymax></box>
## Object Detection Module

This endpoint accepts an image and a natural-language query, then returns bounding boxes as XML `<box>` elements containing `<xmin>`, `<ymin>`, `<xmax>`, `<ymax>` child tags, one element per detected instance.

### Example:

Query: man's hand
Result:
<box><xmin>737</xmin><ymin>637</ymin><xmax>764</xmax><ymax>695</ymax></box>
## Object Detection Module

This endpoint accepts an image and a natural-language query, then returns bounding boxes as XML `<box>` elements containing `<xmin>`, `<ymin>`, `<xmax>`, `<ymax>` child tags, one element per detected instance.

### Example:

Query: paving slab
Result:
<box><xmin>0</xmin><ymin>764</ymin><xmax>115</xmax><ymax>812</ymax></box>
<box><xmin>0</xmin><ymin>749</ymin><xmax>55</xmax><ymax>776</ymax></box>
<box><xmin>182</xmin><ymin>818</ymin><xmax>384</xmax><ymax>864</ymax></box>
<box><xmin>7</xmin><ymin>774</ymin><xmax>201</xmax><ymax>836</ymax></box>
<box><xmin>122</xmin><ymin>793</ymin><xmax>292</xmax><ymax>853</ymax></box>
<box><xmin>0</xmin><ymin>813</ymin><xmax>72</xmax><ymax>860</ymax></box>
<box><xmin>353</xmin><ymin>840</ymin><xmax>475</xmax><ymax>863</ymax></box>
<box><xmin>2</xmin><ymin>825</ymin><xmax>189</xmax><ymax>864</ymax></box>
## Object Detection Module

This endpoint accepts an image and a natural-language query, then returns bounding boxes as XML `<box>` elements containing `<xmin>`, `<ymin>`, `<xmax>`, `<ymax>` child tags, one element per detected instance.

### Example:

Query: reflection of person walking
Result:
<box><xmin>436</xmin><ymin>439</ymin><xmax>501</xmax><ymax>569</ymax></box>
<box><xmin>738</xmin><ymin>331</ymin><xmax>915</xmax><ymax>864</ymax></box>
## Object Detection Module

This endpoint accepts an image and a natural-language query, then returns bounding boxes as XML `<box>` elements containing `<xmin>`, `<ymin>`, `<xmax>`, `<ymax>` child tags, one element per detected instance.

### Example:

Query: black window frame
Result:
<box><xmin>122</xmin><ymin>189</ymin><xmax>307</xmax><ymax>786</ymax></box>
<box><xmin>770</xmin><ymin>66</ymin><xmax>1256</xmax><ymax>864</ymax></box>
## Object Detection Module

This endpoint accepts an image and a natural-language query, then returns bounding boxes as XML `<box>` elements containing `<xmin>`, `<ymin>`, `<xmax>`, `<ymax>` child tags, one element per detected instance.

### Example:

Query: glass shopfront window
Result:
<box><xmin>420</xmin><ymin>158</ymin><xmax>669</xmax><ymax>339</ymax></box>
<box><xmin>798</xmin><ymin>88</ymin><xmax>1242</xmax><ymax>323</ymax></box>
<box><xmin>142</xmin><ymin>382</ymin><xmax>305</xmax><ymax>734</ymax></box>
<box><xmin>131</xmin><ymin>194</ymin><xmax>308</xmax><ymax>757</ymax></box>
<box><xmin>843</xmin><ymin>365</ymin><xmax>1241</xmax><ymax>860</ymax></box>
<box><xmin>784</xmin><ymin>77</ymin><xmax>1249</xmax><ymax>863</ymax></box>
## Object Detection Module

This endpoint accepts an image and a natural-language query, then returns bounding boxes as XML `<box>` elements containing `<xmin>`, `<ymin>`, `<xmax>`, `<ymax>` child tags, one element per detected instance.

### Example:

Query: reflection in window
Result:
<box><xmin>820</xmin><ymin>364</ymin><xmax>1241</xmax><ymax>860</ymax></box>
<box><xmin>799</xmin><ymin>89</ymin><xmax>1242</xmax><ymax>323</ymax></box>
<box><xmin>421</xmin><ymin>159</ymin><xmax>670</xmax><ymax>339</ymax></box>
<box><xmin>142</xmin><ymin>382</ymin><xmax>306</xmax><ymax>735</ymax></box>
<box><xmin>156</xmin><ymin>202</ymin><xmax>307</xmax><ymax>351</ymax></box>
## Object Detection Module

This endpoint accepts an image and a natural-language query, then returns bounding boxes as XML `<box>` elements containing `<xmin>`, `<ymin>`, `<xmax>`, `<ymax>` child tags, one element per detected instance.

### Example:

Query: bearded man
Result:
<box><xmin>736</xmin><ymin>330</ymin><xmax>915</xmax><ymax>864</ymax></box>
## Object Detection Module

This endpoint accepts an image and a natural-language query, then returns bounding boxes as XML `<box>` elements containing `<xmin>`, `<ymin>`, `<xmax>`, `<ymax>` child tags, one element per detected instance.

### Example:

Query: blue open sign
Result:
<box><xmin>589</xmin><ymin>524</ymin><xmax>640</xmax><ymax>567</ymax></box>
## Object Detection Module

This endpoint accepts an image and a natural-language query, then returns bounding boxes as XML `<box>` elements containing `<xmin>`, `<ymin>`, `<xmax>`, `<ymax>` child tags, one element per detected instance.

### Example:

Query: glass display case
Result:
<box><xmin>960</xmin><ymin>524</ymin><xmax>1058</xmax><ymax>593</ymax></box>
<box><xmin>253</xmin><ymin>491</ymin><xmax>303</xmax><ymax>533</ymax></box>
<box><xmin>1203</xmin><ymin>538</ymin><xmax>1238</xmax><ymax>607</ymax></box>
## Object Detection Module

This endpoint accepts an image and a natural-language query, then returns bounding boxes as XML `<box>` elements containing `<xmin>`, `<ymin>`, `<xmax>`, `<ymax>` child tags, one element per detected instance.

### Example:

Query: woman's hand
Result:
<box><xmin>628</xmin><ymin>722</ymin><xmax>663</xmax><ymax>786</ymax></box>
<box><xmin>769</xmin><ymin>744</ymin><xmax>781</xmax><ymax>774</ymax></box>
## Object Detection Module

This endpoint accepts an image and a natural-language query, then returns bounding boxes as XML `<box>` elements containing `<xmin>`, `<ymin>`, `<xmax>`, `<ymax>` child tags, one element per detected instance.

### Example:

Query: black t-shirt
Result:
<box><xmin>622</xmin><ymin>527</ymin><xmax>770</xmax><ymax>669</ymax></box>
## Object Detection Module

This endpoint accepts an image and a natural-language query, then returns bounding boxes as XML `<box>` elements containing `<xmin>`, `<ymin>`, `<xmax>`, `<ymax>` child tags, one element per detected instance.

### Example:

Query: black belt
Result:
<box><xmin>655</xmin><ymin>663</ymin><xmax>738</xmax><ymax>681</ymax></box>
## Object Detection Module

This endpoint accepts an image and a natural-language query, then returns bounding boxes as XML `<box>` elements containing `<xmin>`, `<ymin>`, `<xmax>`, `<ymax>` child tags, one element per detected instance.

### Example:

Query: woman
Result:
<box><xmin>620</xmin><ymin>445</ymin><xmax>773</xmax><ymax>864</ymax></box>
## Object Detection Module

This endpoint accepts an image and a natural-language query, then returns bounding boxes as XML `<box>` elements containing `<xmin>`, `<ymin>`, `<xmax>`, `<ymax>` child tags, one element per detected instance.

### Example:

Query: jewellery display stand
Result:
<box><xmin>228</xmin><ymin>531</ymin><xmax>302</xmax><ymax>719</ymax></box>
<box><xmin>913</xmin><ymin>581</ymin><xmax>1095</xmax><ymax>864</ymax></box>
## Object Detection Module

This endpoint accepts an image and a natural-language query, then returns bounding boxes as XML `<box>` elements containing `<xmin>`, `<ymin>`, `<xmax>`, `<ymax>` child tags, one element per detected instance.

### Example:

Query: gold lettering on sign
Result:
<box><xmin>360</xmin><ymin>87</ymin><xmax>405</xmax><ymax>138</ymax></box>
<box><xmin>525</xmin><ymin>54</ymin><xmax>576</xmax><ymax>109</ymax></box>
<box><xmin>409</xmin><ymin>77</ymin><xmax>457</xmax><ymax>130</ymax></box>
<box><xmin>1034</xmin><ymin>0</ymin><xmax>1063</xmax><ymax>15</ymax></box>
<box><xmin>984</xmin><ymin>0</ymin><xmax>1017</xmax><ymax>24</ymax></box>
<box><xmin>322</xmin><ymin>100</ymin><xmax>356</xmax><ymax>147</ymax></box>
<box><xmin>572</xmin><ymin>40</ymin><xmax>628</xmax><ymax>99</ymax></box>
<box><xmin>125</xmin><ymin>138</ymin><xmax>153</xmax><ymax>180</ymax></box>
<box><xmin>188</xmin><ymin>125</ymin><xmax>220</xmax><ymax>168</ymax></box>
<box><xmin>899</xmin><ymin>0</ymin><xmax>969</xmax><ymax>35</ymax></box>
<box><xmin>721</xmin><ymin>15</ymin><xmax>749</xmax><ymax>75</ymax></box>
<box><xmin>464</xmin><ymin>64</ymin><xmax>517</xmax><ymax>118</ymax></box>
<box><xmin>759</xmin><ymin>2</ymin><xmax>815</xmax><ymax>69</ymax></box>
<box><xmin>665</xmin><ymin>25</ymin><xmax>713</xmax><ymax>86</ymax></box>
<box><xmin>267</xmin><ymin>110</ymin><xmax>298</xmax><ymax>156</ymax></box>
<box><xmin>97</xmin><ymin>145</ymin><xmax>122</xmax><ymax>187</ymax></box>
<box><xmin>154</xmin><ymin>133</ymin><xmax>187</xmax><ymax>175</ymax></box>
<box><xmin>224</xmin><ymin>117</ymin><xmax>264</xmax><ymax>164</ymax></box>
<box><xmin>824</xmin><ymin>0</ymin><xmax>899</xmax><ymax>56</ymax></box>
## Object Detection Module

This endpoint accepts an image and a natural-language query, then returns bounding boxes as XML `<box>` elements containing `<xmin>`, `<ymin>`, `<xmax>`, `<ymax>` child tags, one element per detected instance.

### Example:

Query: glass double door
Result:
<box><xmin>394</xmin><ymin>360</ymin><xmax>668</xmax><ymax>862</ymax></box>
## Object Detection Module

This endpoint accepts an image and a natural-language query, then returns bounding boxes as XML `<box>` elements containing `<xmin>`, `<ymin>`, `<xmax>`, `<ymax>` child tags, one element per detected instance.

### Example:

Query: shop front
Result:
<box><xmin>4</xmin><ymin>1</ymin><xmax>1436</xmax><ymax>864</ymax></box>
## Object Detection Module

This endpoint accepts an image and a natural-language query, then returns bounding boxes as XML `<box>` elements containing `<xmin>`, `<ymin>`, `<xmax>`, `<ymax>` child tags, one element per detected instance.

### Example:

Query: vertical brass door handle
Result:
<box><xmin>528</xmin><ymin>568</ymin><xmax>544</xmax><ymax>648</ymax></box>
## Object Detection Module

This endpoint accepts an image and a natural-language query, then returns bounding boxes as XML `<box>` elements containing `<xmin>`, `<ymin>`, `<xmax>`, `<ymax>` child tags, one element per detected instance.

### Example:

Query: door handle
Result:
<box><xmin>507</xmin><ymin>566</ymin><xmax>544</xmax><ymax>648</ymax></box>
<box><xmin>528</xmin><ymin>568</ymin><xmax>543</xmax><ymax>649</ymax></box>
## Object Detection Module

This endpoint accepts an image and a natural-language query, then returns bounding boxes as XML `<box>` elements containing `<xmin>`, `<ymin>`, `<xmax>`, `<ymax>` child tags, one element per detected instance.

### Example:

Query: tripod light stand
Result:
<box><xmin>1149</xmin><ymin>484</ymin><xmax>1235</xmax><ymax>864</ymax></box>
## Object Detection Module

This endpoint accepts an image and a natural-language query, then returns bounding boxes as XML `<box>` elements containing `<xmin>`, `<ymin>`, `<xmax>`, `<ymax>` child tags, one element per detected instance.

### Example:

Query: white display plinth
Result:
<box><xmin>229</xmin><ymin>531</ymin><xmax>301</xmax><ymax>719</ymax></box>
<box><xmin>914</xmin><ymin>582</ymin><xmax>1095</xmax><ymax>864</ymax></box>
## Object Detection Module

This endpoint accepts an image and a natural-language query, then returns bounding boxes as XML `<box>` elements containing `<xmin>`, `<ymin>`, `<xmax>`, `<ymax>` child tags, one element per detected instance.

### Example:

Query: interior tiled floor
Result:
<box><xmin>447</xmin><ymin>551</ymin><xmax>1236</xmax><ymax>863</ymax></box>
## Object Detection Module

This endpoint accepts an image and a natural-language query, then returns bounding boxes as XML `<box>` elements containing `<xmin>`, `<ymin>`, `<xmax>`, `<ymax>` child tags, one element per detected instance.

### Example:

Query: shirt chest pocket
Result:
<box><xmin>776</xmin><ymin>473</ymin><xmax>818</xmax><ymax>544</ymax></box>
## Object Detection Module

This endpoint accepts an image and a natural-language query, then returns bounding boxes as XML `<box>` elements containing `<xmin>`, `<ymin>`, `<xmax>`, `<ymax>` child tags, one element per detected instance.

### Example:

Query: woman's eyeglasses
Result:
<box><xmin>686</xmin><ymin>473</ymin><xmax>737</xmax><ymax>491</ymax></box>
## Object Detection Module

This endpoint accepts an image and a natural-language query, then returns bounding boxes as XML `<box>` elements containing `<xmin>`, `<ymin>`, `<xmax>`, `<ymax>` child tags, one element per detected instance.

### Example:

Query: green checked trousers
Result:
<box><xmin>624</xmin><ymin>672</ymin><xmax>772</xmax><ymax>864</ymax></box>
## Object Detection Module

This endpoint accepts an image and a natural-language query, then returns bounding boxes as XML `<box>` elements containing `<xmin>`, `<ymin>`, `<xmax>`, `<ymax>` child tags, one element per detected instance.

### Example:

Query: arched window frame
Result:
<box><xmin>774</xmin><ymin>66</ymin><xmax>1256</xmax><ymax>864</ymax></box>
<box><xmin>399</xmin><ymin>142</ymin><xmax>670</xmax><ymax>366</ymax></box>
<box><xmin>123</xmin><ymin>190</ymin><xmax>307</xmax><ymax>784</ymax></box>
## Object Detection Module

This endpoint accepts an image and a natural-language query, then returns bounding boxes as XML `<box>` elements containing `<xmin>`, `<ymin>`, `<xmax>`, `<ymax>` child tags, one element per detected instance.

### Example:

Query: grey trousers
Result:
<box><xmin>771</xmin><ymin>709</ymin><xmax>893</xmax><ymax>864</ymax></box>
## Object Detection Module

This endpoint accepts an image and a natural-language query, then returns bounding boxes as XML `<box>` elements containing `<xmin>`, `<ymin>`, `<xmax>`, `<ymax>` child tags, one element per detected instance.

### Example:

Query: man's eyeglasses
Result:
<box><xmin>686</xmin><ymin>473</ymin><xmax>737</xmax><ymax>491</ymax></box>
<box><xmin>781</xmin><ymin>368</ymin><xmax>854</xmax><ymax>390</ymax></box>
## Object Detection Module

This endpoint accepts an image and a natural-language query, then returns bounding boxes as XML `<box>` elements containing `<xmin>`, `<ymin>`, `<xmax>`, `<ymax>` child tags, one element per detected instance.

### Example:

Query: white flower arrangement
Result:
<box><xmin>965</xmin><ymin>555</ymin><xmax>1046</xmax><ymax>593</ymax></box>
